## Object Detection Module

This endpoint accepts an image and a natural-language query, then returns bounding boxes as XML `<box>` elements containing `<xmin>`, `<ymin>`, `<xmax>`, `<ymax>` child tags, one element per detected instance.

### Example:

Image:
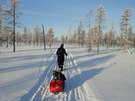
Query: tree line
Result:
<box><xmin>0</xmin><ymin>1</ymin><xmax>135</xmax><ymax>53</ymax></box>
<box><xmin>61</xmin><ymin>5</ymin><xmax>135</xmax><ymax>53</ymax></box>
<box><xmin>0</xmin><ymin>0</ymin><xmax>57</xmax><ymax>51</ymax></box>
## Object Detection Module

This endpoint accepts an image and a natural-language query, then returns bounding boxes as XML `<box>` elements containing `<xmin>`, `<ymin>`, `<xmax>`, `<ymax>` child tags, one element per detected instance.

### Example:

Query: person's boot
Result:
<box><xmin>60</xmin><ymin>65</ymin><xmax>63</xmax><ymax>71</ymax></box>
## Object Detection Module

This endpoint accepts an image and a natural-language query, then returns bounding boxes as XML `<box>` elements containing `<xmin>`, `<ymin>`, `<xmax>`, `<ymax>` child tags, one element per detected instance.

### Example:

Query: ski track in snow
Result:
<box><xmin>41</xmin><ymin>50</ymin><xmax>79</xmax><ymax>101</ymax></box>
<box><xmin>22</xmin><ymin>49</ymin><xmax>98</xmax><ymax>101</ymax></box>
<box><xmin>20</xmin><ymin>50</ymin><xmax>56</xmax><ymax>101</ymax></box>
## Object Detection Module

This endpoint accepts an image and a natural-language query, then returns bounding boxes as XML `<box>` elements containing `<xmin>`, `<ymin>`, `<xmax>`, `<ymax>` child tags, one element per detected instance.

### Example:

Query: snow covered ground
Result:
<box><xmin>0</xmin><ymin>45</ymin><xmax>135</xmax><ymax>101</ymax></box>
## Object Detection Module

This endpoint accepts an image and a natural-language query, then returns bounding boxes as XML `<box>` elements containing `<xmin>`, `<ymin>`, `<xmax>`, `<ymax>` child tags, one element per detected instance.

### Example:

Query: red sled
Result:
<box><xmin>50</xmin><ymin>79</ymin><xmax>65</xmax><ymax>94</ymax></box>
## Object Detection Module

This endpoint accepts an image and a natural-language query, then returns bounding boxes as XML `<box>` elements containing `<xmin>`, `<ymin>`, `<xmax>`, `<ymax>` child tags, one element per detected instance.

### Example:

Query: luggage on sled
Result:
<box><xmin>50</xmin><ymin>79</ymin><xmax>65</xmax><ymax>93</ymax></box>
<box><xmin>50</xmin><ymin>70</ymin><xmax>66</xmax><ymax>94</ymax></box>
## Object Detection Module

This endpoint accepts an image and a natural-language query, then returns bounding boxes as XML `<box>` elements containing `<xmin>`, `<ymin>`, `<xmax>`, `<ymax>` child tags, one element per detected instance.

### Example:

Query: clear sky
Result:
<box><xmin>1</xmin><ymin>0</ymin><xmax>135</xmax><ymax>37</ymax></box>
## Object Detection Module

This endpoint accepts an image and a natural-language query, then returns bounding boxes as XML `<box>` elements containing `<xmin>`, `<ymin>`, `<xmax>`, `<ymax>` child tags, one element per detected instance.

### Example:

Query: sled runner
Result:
<box><xmin>50</xmin><ymin>70</ymin><xmax>66</xmax><ymax>94</ymax></box>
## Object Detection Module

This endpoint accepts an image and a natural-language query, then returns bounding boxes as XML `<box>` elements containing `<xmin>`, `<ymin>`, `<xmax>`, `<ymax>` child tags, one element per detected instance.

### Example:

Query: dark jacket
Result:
<box><xmin>56</xmin><ymin>45</ymin><xmax>67</xmax><ymax>65</ymax></box>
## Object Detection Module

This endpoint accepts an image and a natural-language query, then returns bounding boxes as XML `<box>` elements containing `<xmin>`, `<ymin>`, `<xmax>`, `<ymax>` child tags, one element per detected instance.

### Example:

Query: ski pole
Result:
<box><xmin>65</xmin><ymin>56</ymin><xmax>67</xmax><ymax>70</ymax></box>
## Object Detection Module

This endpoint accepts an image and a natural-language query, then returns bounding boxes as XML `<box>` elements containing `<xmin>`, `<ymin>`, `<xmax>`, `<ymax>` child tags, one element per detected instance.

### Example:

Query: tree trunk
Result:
<box><xmin>42</xmin><ymin>25</ymin><xmax>46</xmax><ymax>50</ymax></box>
<box><xmin>13</xmin><ymin>4</ymin><xmax>16</xmax><ymax>52</ymax></box>
<box><xmin>97</xmin><ymin>26</ymin><xmax>100</xmax><ymax>54</ymax></box>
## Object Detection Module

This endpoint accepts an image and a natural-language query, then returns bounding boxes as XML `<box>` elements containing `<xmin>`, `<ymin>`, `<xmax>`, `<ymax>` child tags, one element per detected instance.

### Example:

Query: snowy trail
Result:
<box><xmin>64</xmin><ymin>51</ymin><xmax>98</xmax><ymax>101</ymax></box>
<box><xmin>30</xmin><ymin>51</ymin><xmax>57</xmax><ymax>101</ymax></box>
<box><xmin>20</xmin><ymin>50</ymin><xmax>57</xmax><ymax>101</ymax></box>
<box><xmin>41</xmin><ymin>50</ymin><xmax>98</xmax><ymax>101</ymax></box>
<box><xmin>20</xmin><ymin>48</ymin><xmax>130</xmax><ymax>101</ymax></box>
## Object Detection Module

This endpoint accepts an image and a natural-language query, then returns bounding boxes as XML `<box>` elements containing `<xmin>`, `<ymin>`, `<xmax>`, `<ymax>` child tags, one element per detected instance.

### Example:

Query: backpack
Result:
<box><xmin>57</xmin><ymin>48</ymin><xmax>64</xmax><ymax>56</ymax></box>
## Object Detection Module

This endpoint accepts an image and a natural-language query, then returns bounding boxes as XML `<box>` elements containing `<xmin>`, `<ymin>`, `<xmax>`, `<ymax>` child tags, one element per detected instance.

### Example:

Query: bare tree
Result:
<box><xmin>46</xmin><ymin>28</ymin><xmax>54</xmax><ymax>48</ymax></box>
<box><xmin>61</xmin><ymin>35</ymin><xmax>64</xmax><ymax>43</ymax></box>
<box><xmin>128</xmin><ymin>27</ymin><xmax>133</xmax><ymax>41</ymax></box>
<box><xmin>133</xmin><ymin>33</ymin><xmax>135</xmax><ymax>51</ymax></box>
<box><xmin>23</xmin><ymin>26</ymin><xmax>29</xmax><ymax>44</ymax></box>
<box><xmin>16</xmin><ymin>31</ymin><xmax>21</xmax><ymax>46</ymax></box>
<box><xmin>5</xmin><ymin>0</ymin><xmax>22</xmax><ymax>52</ymax></box>
<box><xmin>32</xmin><ymin>32</ymin><xmax>36</xmax><ymax>47</ymax></box>
<box><xmin>42</xmin><ymin>25</ymin><xmax>46</xmax><ymax>50</ymax></box>
<box><xmin>0</xmin><ymin>5</ymin><xmax>5</xmax><ymax>46</ymax></box>
<box><xmin>72</xmin><ymin>31</ymin><xmax>77</xmax><ymax>44</ymax></box>
<box><xmin>87</xmin><ymin>29</ymin><xmax>93</xmax><ymax>52</ymax></box>
<box><xmin>3</xmin><ymin>26</ymin><xmax>12</xmax><ymax>47</ymax></box>
<box><xmin>86</xmin><ymin>10</ymin><xmax>93</xmax><ymax>52</ymax></box>
<box><xmin>105</xmin><ymin>23</ymin><xmax>115</xmax><ymax>52</ymax></box>
<box><xmin>33</xmin><ymin>26</ymin><xmax>41</xmax><ymax>46</ymax></box>
<box><xmin>68</xmin><ymin>30</ymin><xmax>77</xmax><ymax>45</ymax></box>
<box><xmin>0</xmin><ymin>5</ymin><xmax>3</xmax><ymax>35</ymax></box>
<box><xmin>95</xmin><ymin>4</ymin><xmax>106</xmax><ymax>54</ymax></box>
<box><xmin>77</xmin><ymin>18</ymin><xmax>84</xmax><ymax>46</ymax></box>
<box><xmin>120</xmin><ymin>8</ymin><xmax>132</xmax><ymax>49</ymax></box>
<box><xmin>27</xmin><ymin>32</ymin><xmax>32</xmax><ymax>45</ymax></box>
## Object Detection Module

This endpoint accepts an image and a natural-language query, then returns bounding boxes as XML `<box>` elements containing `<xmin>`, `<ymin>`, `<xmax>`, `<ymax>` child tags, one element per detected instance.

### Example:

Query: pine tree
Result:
<box><xmin>95</xmin><ymin>4</ymin><xmax>106</xmax><ymax>54</ymax></box>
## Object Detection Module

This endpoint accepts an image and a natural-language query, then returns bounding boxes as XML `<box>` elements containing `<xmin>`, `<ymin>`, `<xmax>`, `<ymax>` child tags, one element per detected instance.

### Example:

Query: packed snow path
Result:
<box><xmin>41</xmin><ymin>51</ymin><xmax>98</xmax><ymax>101</ymax></box>
<box><xmin>20</xmin><ymin>50</ymin><xmax>98</xmax><ymax>101</ymax></box>
<box><xmin>20</xmin><ymin>50</ymin><xmax>57</xmax><ymax>101</ymax></box>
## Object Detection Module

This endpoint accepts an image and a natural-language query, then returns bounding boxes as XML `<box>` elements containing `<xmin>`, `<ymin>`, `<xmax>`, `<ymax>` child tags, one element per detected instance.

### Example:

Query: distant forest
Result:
<box><xmin>0</xmin><ymin>0</ymin><xmax>135</xmax><ymax>53</ymax></box>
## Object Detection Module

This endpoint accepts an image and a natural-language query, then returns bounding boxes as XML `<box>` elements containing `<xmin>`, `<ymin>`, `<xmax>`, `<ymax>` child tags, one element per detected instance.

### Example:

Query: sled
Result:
<box><xmin>50</xmin><ymin>69</ymin><xmax>66</xmax><ymax>94</ymax></box>
<box><xmin>50</xmin><ymin>79</ymin><xmax>65</xmax><ymax>94</ymax></box>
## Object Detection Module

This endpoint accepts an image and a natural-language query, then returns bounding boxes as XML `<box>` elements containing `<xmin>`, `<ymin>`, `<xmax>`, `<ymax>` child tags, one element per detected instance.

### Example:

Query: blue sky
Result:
<box><xmin>1</xmin><ymin>0</ymin><xmax>135</xmax><ymax>37</ymax></box>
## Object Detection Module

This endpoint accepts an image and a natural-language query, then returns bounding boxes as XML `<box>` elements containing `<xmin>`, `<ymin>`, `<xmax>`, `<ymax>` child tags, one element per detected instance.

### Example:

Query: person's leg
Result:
<box><xmin>58</xmin><ymin>62</ymin><xmax>63</xmax><ymax>71</ymax></box>
<box><xmin>58</xmin><ymin>58</ymin><xmax>63</xmax><ymax>71</ymax></box>
<box><xmin>58</xmin><ymin>63</ymin><xmax>62</xmax><ymax>71</ymax></box>
<box><xmin>58</xmin><ymin>58</ymin><xmax>61</xmax><ymax>70</ymax></box>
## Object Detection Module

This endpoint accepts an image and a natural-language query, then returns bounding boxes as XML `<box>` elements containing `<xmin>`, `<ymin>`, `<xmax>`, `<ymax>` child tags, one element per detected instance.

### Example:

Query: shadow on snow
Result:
<box><xmin>67</xmin><ymin>68</ymin><xmax>104</xmax><ymax>92</ymax></box>
<box><xmin>66</xmin><ymin>54</ymin><xmax>115</xmax><ymax>95</ymax></box>
<box><xmin>77</xmin><ymin>55</ymin><xmax>115</xmax><ymax>67</ymax></box>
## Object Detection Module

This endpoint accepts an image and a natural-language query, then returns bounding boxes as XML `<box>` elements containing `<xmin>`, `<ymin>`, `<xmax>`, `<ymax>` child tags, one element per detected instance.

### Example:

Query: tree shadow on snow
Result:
<box><xmin>72</xmin><ymin>50</ymin><xmax>116</xmax><ymax>62</ymax></box>
<box><xmin>77</xmin><ymin>55</ymin><xmax>115</xmax><ymax>68</ymax></box>
<box><xmin>0</xmin><ymin>52</ymin><xmax>56</xmax><ymax>73</ymax></box>
<box><xmin>66</xmin><ymin>67</ymin><xmax>104</xmax><ymax>92</ymax></box>
<box><xmin>65</xmin><ymin>54</ymin><xmax>115</xmax><ymax>99</ymax></box>
<box><xmin>0</xmin><ymin>53</ymin><xmax>49</xmax><ymax>63</ymax></box>
<box><xmin>66</xmin><ymin>54</ymin><xmax>115</xmax><ymax>71</ymax></box>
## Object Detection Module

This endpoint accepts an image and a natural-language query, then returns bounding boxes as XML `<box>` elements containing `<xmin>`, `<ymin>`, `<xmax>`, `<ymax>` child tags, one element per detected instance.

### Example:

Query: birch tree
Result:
<box><xmin>95</xmin><ymin>4</ymin><xmax>106</xmax><ymax>54</ymax></box>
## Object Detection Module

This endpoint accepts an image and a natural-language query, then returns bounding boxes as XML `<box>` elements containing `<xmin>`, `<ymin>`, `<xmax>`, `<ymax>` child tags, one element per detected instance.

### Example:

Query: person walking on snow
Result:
<box><xmin>56</xmin><ymin>43</ymin><xmax>68</xmax><ymax>71</ymax></box>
